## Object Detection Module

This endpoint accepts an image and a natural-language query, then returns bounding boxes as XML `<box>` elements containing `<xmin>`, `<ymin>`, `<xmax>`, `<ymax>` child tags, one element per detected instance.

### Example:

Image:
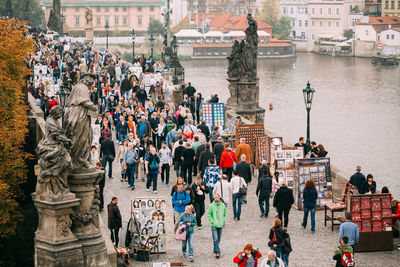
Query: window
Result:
<box><xmin>301</xmin><ymin>32</ymin><xmax>305</xmax><ymax>38</ymax></box>
<box><xmin>138</xmin><ymin>7</ymin><xmax>142</xmax><ymax>12</ymax></box>
<box><xmin>138</xmin><ymin>17</ymin><xmax>142</xmax><ymax>25</ymax></box>
<box><xmin>97</xmin><ymin>7</ymin><xmax>100</xmax><ymax>12</ymax></box>
<box><xmin>320</xmin><ymin>8</ymin><xmax>322</xmax><ymax>15</ymax></box>
<box><xmin>312</xmin><ymin>34</ymin><xmax>315</xmax><ymax>40</ymax></box>
<box><xmin>123</xmin><ymin>7</ymin><xmax>127</xmax><ymax>12</ymax></box>
<box><xmin>115</xmin><ymin>7</ymin><xmax>119</xmax><ymax>12</ymax></box>
<box><xmin>312</xmin><ymin>20</ymin><xmax>315</xmax><ymax>26</ymax></box>
<box><xmin>290</xmin><ymin>7</ymin><xmax>294</xmax><ymax>14</ymax></box>
<box><xmin>336</xmin><ymin>8</ymin><xmax>339</xmax><ymax>15</ymax></box>
<box><xmin>320</xmin><ymin>21</ymin><xmax>322</xmax><ymax>27</ymax></box>
<box><xmin>305</xmin><ymin>8</ymin><xmax>308</xmax><ymax>14</ymax></box>
<box><xmin>385</xmin><ymin>1</ymin><xmax>388</xmax><ymax>8</ymax></box>
<box><xmin>105</xmin><ymin>7</ymin><xmax>109</xmax><ymax>12</ymax></box>
<box><xmin>283</xmin><ymin>7</ymin><xmax>288</xmax><ymax>14</ymax></box>
<box><xmin>336</xmin><ymin>21</ymin><xmax>339</xmax><ymax>27</ymax></box>
<box><xmin>366</xmin><ymin>30</ymin><xmax>369</xmax><ymax>36</ymax></box>
<box><xmin>328</xmin><ymin>21</ymin><xmax>331</xmax><ymax>27</ymax></box>
<box><xmin>305</xmin><ymin>20</ymin><xmax>308</xmax><ymax>27</ymax></box>
<box><xmin>392</xmin><ymin>34</ymin><xmax>395</xmax><ymax>39</ymax></box>
<box><xmin>298</xmin><ymin>7</ymin><xmax>304</xmax><ymax>14</ymax></box>
<box><xmin>75</xmin><ymin>7</ymin><xmax>80</xmax><ymax>12</ymax></box>
<box><xmin>150</xmin><ymin>7</ymin><xmax>154</xmax><ymax>12</ymax></box>
<box><xmin>328</xmin><ymin>8</ymin><xmax>331</xmax><ymax>15</ymax></box>
<box><xmin>62</xmin><ymin>7</ymin><xmax>66</xmax><ymax>12</ymax></box>
<box><xmin>391</xmin><ymin>1</ymin><xmax>394</xmax><ymax>8</ymax></box>
<box><xmin>292</xmin><ymin>20</ymin><xmax>295</xmax><ymax>27</ymax></box>
<box><xmin>312</xmin><ymin>8</ymin><xmax>315</xmax><ymax>14</ymax></box>
<box><xmin>96</xmin><ymin>17</ymin><xmax>101</xmax><ymax>25</ymax></box>
<box><xmin>299</xmin><ymin>20</ymin><xmax>302</xmax><ymax>27</ymax></box>
<box><xmin>386</xmin><ymin>34</ymin><xmax>389</xmax><ymax>39</ymax></box>
<box><xmin>123</xmin><ymin>17</ymin><xmax>127</xmax><ymax>25</ymax></box>
<box><xmin>115</xmin><ymin>17</ymin><xmax>119</xmax><ymax>25</ymax></box>
<box><xmin>75</xmin><ymin>17</ymin><xmax>80</xmax><ymax>25</ymax></box>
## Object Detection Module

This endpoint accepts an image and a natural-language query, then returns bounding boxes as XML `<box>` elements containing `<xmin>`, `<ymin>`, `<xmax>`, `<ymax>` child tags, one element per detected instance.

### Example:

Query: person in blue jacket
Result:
<box><xmin>172</xmin><ymin>184</ymin><xmax>191</xmax><ymax>223</ymax></box>
<box><xmin>301</xmin><ymin>180</ymin><xmax>318</xmax><ymax>233</ymax></box>
<box><xmin>176</xmin><ymin>205</ymin><xmax>197</xmax><ymax>262</ymax></box>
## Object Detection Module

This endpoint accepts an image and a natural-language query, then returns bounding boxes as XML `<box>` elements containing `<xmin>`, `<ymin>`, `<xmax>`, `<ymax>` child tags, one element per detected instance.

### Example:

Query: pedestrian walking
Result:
<box><xmin>176</xmin><ymin>205</ymin><xmax>197</xmax><ymax>262</ymax></box>
<box><xmin>181</xmin><ymin>142</ymin><xmax>196</xmax><ymax>185</ymax></box>
<box><xmin>123</xmin><ymin>142</ymin><xmax>138</xmax><ymax>190</ymax></box>
<box><xmin>231</xmin><ymin>170</ymin><xmax>247</xmax><ymax>220</ymax></box>
<box><xmin>301</xmin><ymin>180</ymin><xmax>318</xmax><ymax>233</ymax></box>
<box><xmin>100</xmin><ymin>134</ymin><xmax>115</xmax><ymax>179</ymax></box>
<box><xmin>198</xmin><ymin>143</ymin><xmax>214</xmax><ymax>177</ymax></box>
<box><xmin>203</xmin><ymin>158</ymin><xmax>222</xmax><ymax>203</ymax></box>
<box><xmin>171</xmin><ymin>177</ymin><xmax>184</xmax><ymax>197</ymax></box>
<box><xmin>233</xmin><ymin>243</ymin><xmax>262</xmax><ymax>267</ymax></box>
<box><xmin>236</xmin><ymin>154</ymin><xmax>252</xmax><ymax>204</ymax></box>
<box><xmin>172</xmin><ymin>184</ymin><xmax>191</xmax><ymax>223</ymax></box>
<box><xmin>264</xmin><ymin>250</ymin><xmax>284</xmax><ymax>266</ymax></box>
<box><xmin>145</xmin><ymin>147</ymin><xmax>161</xmax><ymax>194</ymax></box>
<box><xmin>333</xmin><ymin>236</ymin><xmax>355</xmax><ymax>267</ymax></box>
<box><xmin>107</xmin><ymin>196</ymin><xmax>122</xmax><ymax>247</ymax></box>
<box><xmin>192</xmin><ymin>176</ymin><xmax>209</xmax><ymax>230</ymax></box>
<box><xmin>339</xmin><ymin>212</ymin><xmax>359</xmax><ymax>250</ymax></box>
<box><xmin>256</xmin><ymin>169</ymin><xmax>272</xmax><ymax>218</ymax></box>
<box><xmin>213</xmin><ymin>174</ymin><xmax>232</xmax><ymax>206</ymax></box>
<box><xmin>235</xmin><ymin>138</ymin><xmax>252</xmax><ymax>163</ymax></box>
<box><xmin>281</xmin><ymin>227</ymin><xmax>292</xmax><ymax>267</ymax></box>
<box><xmin>96</xmin><ymin>162</ymin><xmax>105</xmax><ymax>212</ymax></box>
<box><xmin>116</xmin><ymin>139</ymin><xmax>129</xmax><ymax>182</ymax></box>
<box><xmin>268</xmin><ymin>218</ymin><xmax>285</xmax><ymax>258</ymax></box>
<box><xmin>273</xmin><ymin>180</ymin><xmax>294</xmax><ymax>228</ymax></box>
<box><xmin>213</xmin><ymin>137</ymin><xmax>224</xmax><ymax>166</ymax></box>
<box><xmin>219</xmin><ymin>143</ymin><xmax>237</xmax><ymax>181</ymax></box>
<box><xmin>159</xmin><ymin>141</ymin><xmax>172</xmax><ymax>186</ymax></box>
<box><xmin>207</xmin><ymin>193</ymin><xmax>227</xmax><ymax>259</ymax></box>
<box><xmin>173</xmin><ymin>140</ymin><xmax>185</xmax><ymax>178</ymax></box>
<box><xmin>134</xmin><ymin>138</ymin><xmax>146</xmax><ymax>182</ymax></box>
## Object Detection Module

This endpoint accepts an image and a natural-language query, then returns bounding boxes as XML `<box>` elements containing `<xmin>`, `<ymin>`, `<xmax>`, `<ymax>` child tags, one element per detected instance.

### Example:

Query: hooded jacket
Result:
<box><xmin>333</xmin><ymin>244</ymin><xmax>353</xmax><ymax>267</ymax></box>
<box><xmin>273</xmin><ymin>185</ymin><xmax>294</xmax><ymax>210</ymax></box>
<box><xmin>207</xmin><ymin>201</ymin><xmax>227</xmax><ymax>228</ymax></box>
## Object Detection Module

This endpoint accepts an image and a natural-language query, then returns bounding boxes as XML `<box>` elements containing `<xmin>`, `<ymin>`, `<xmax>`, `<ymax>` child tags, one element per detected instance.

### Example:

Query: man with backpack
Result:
<box><xmin>333</xmin><ymin>236</ymin><xmax>355</xmax><ymax>267</ymax></box>
<box><xmin>172</xmin><ymin>184</ymin><xmax>191</xmax><ymax>223</ymax></box>
<box><xmin>145</xmin><ymin>147</ymin><xmax>161</xmax><ymax>194</ymax></box>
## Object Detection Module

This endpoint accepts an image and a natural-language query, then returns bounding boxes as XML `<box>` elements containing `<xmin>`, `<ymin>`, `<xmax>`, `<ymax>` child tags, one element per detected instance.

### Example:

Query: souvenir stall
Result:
<box><xmin>274</xmin><ymin>147</ymin><xmax>303</xmax><ymax>188</ymax></box>
<box><xmin>293</xmin><ymin>158</ymin><xmax>333</xmax><ymax>210</ymax></box>
<box><xmin>347</xmin><ymin>193</ymin><xmax>393</xmax><ymax>252</ymax></box>
<box><xmin>142</xmin><ymin>73</ymin><xmax>162</xmax><ymax>92</ymax></box>
<box><xmin>255</xmin><ymin>136</ymin><xmax>283</xmax><ymax>168</ymax></box>
<box><xmin>234</xmin><ymin>124</ymin><xmax>265</xmax><ymax>165</ymax></box>
<box><xmin>200</xmin><ymin>103</ymin><xmax>225</xmax><ymax>131</ymax></box>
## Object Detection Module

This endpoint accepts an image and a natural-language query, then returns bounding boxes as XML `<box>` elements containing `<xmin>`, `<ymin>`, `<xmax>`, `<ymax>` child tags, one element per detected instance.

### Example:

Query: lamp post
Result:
<box><xmin>105</xmin><ymin>21</ymin><xmax>109</xmax><ymax>50</ymax></box>
<box><xmin>56</xmin><ymin>85</ymin><xmax>68</xmax><ymax>127</ymax></box>
<box><xmin>149</xmin><ymin>34</ymin><xmax>155</xmax><ymax>59</ymax></box>
<box><xmin>302</xmin><ymin>81</ymin><xmax>315</xmax><ymax>148</ymax></box>
<box><xmin>131</xmin><ymin>29</ymin><xmax>136</xmax><ymax>63</ymax></box>
<box><xmin>172</xmin><ymin>38</ymin><xmax>178</xmax><ymax>85</ymax></box>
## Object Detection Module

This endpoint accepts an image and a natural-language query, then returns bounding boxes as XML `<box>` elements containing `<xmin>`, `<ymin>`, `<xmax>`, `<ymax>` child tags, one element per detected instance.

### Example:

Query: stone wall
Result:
<box><xmin>226</xmin><ymin>109</ymin><xmax>350</xmax><ymax>200</ymax></box>
<box><xmin>355</xmin><ymin>40</ymin><xmax>378</xmax><ymax>57</ymax></box>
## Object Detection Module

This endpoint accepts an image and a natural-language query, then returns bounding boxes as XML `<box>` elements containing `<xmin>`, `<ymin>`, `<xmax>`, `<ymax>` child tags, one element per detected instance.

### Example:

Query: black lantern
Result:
<box><xmin>149</xmin><ymin>34</ymin><xmax>155</xmax><ymax>58</ymax></box>
<box><xmin>302</xmin><ymin>81</ymin><xmax>315</xmax><ymax>147</ymax></box>
<box><xmin>131</xmin><ymin>29</ymin><xmax>136</xmax><ymax>63</ymax></box>
<box><xmin>105</xmin><ymin>21</ymin><xmax>109</xmax><ymax>50</ymax></box>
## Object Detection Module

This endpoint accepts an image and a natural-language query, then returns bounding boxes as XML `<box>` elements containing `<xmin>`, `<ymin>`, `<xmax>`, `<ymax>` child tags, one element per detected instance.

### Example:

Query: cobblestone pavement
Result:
<box><xmin>101</xmin><ymin>144</ymin><xmax>400</xmax><ymax>267</ymax></box>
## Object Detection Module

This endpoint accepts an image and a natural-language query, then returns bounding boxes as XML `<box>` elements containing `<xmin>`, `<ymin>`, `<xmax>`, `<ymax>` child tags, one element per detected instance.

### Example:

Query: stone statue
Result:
<box><xmin>227</xmin><ymin>40</ymin><xmax>242</xmax><ymax>78</ymax></box>
<box><xmin>64</xmin><ymin>73</ymin><xmax>98</xmax><ymax>169</ymax></box>
<box><xmin>85</xmin><ymin>8</ymin><xmax>93</xmax><ymax>26</ymax></box>
<box><xmin>245</xmin><ymin>14</ymin><xmax>258</xmax><ymax>48</ymax></box>
<box><xmin>36</xmin><ymin>105</ymin><xmax>72</xmax><ymax>198</ymax></box>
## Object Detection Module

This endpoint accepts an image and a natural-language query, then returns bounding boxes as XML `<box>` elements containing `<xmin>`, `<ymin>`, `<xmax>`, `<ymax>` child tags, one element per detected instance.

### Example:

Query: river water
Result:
<box><xmin>181</xmin><ymin>53</ymin><xmax>400</xmax><ymax>196</ymax></box>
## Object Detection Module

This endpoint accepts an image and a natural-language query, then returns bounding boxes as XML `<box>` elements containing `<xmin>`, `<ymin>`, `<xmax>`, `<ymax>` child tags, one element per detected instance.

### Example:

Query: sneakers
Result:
<box><xmin>141</xmin><ymin>178</ymin><xmax>145</xmax><ymax>182</ymax></box>
<box><xmin>161</xmin><ymin>181</ymin><xmax>164</xmax><ymax>185</ymax></box>
<box><xmin>146</xmin><ymin>188</ymin><xmax>150</xmax><ymax>192</ymax></box>
<box><xmin>131</xmin><ymin>186</ymin><xmax>135</xmax><ymax>190</ymax></box>
<box><xmin>216</xmin><ymin>253</ymin><xmax>220</xmax><ymax>259</ymax></box>
<box><xmin>153</xmin><ymin>191</ymin><xmax>158</xmax><ymax>194</ymax></box>
<box><xmin>183</xmin><ymin>253</ymin><xmax>187</xmax><ymax>258</ymax></box>
<box><xmin>260</xmin><ymin>214</ymin><xmax>265</xmax><ymax>218</ymax></box>
<box><xmin>198</xmin><ymin>226</ymin><xmax>202</xmax><ymax>230</ymax></box>
<box><xmin>166</xmin><ymin>183</ymin><xmax>170</xmax><ymax>187</ymax></box>
<box><xmin>190</xmin><ymin>256</ymin><xmax>194</xmax><ymax>262</ymax></box>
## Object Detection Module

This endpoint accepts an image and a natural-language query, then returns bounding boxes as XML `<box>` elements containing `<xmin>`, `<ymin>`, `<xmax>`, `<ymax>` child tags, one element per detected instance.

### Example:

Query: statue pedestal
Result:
<box><xmin>226</xmin><ymin>78</ymin><xmax>239</xmax><ymax>110</ymax></box>
<box><xmin>85</xmin><ymin>26</ymin><xmax>94</xmax><ymax>44</ymax></box>
<box><xmin>32</xmin><ymin>193</ymin><xmax>84</xmax><ymax>267</ymax></box>
<box><xmin>68</xmin><ymin>168</ymin><xmax>110</xmax><ymax>267</ymax></box>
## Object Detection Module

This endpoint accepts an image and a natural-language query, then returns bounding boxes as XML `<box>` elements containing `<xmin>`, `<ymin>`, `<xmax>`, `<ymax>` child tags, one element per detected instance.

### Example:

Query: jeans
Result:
<box><xmin>209</xmin><ymin>190</ymin><xmax>215</xmax><ymax>204</ymax></box>
<box><xmin>211</xmin><ymin>227</ymin><xmax>223</xmax><ymax>254</ymax></box>
<box><xmin>182</xmin><ymin>231</ymin><xmax>194</xmax><ymax>257</ymax></box>
<box><xmin>302</xmin><ymin>207</ymin><xmax>316</xmax><ymax>232</ymax></box>
<box><xmin>278</xmin><ymin>207</ymin><xmax>291</xmax><ymax>227</ymax></box>
<box><xmin>122</xmin><ymin>90</ymin><xmax>132</xmax><ymax>101</ymax></box>
<box><xmin>110</xmin><ymin>227</ymin><xmax>120</xmax><ymax>247</ymax></box>
<box><xmin>146</xmin><ymin>172</ymin><xmax>158</xmax><ymax>191</ymax></box>
<box><xmin>282</xmin><ymin>252</ymin><xmax>289</xmax><ymax>267</ymax></box>
<box><xmin>126</xmin><ymin>164</ymin><xmax>136</xmax><ymax>188</ymax></box>
<box><xmin>193</xmin><ymin>200</ymin><xmax>205</xmax><ymax>227</ymax></box>
<box><xmin>258</xmin><ymin>193</ymin><xmax>270</xmax><ymax>216</ymax></box>
<box><xmin>182</xmin><ymin>164</ymin><xmax>193</xmax><ymax>185</ymax></box>
<box><xmin>161</xmin><ymin>164</ymin><xmax>170</xmax><ymax>184</ymax></box>
<box><xmin>175</xmin><ymin>161</ymin><xmax>182</xmax><ymax>178</ymax></box>
<box><xmin>102</xmin><ymin>155</ymin><xmax>113</xmax><ymax>178</ymax></box>
<box><xmin>232</xmin><ymin>193</ymin><xmax>243</xmax><ymax>219</ymax></box>
<box><xmin>118</xmin><ymin>133</ymin><xmax>127</xmax><ymax>143</ymax></box>
<box><xmin>270</xmin><ymin>245</ymin><xmax>282</xmax><ymax>258</ymax></box>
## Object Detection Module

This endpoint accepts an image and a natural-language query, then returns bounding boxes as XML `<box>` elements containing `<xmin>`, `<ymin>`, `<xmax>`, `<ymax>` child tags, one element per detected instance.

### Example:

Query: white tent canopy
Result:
<box><xmin>224</xmin><ymin>31</ymin><xmax>245</xmax><ymax>37</ymax></box>
<box><xmin>257</xmin><ymin>30</ymin><xmax>271</xmax><ymax>37</ymax></box>
<box><xmin>203</xmin><ymin>31</ymin><xmax>224</xmax><ymax>38</ymax></box>
<box><xmin>175</xmin><ymin>29</ymin><xmax>203</xmax><ymax>38</ymax></box>
<box><xmin>332</xmin><ymin>35</ymin><xmax>348</xmax><ymax>41</ymax></box>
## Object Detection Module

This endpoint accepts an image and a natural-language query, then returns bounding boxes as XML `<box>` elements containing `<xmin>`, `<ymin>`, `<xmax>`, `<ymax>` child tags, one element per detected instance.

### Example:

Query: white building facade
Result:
<box><xmin>169</xmin><ymin>0</ymin><xmax>188</xmax><ymax>27</ymax></box>
<box><xmin>279</xmin><ymin>0</ymin><xmax>309</xmax><ymax>40</ymax></box>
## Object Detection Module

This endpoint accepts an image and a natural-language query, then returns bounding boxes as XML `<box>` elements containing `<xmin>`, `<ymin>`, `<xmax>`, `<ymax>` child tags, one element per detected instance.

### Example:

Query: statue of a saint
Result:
<box><xmin>36</xmin><ymin>106</ymin><xmax>72</xmax><ymax>197</ymax></box>
<box><xmin>64</xmin><ymin>73</ymin><xmax>98</xmax><ymax>169</ymax></box>
<box><xmin>227</xmin><ymin>40</ymin><xmax>242</xmax><ymax>78</ymax></box>
<box><xmin>85</xmin><ymin>7</ymin><xmax>93</xmax><ymax>26</ymax></box>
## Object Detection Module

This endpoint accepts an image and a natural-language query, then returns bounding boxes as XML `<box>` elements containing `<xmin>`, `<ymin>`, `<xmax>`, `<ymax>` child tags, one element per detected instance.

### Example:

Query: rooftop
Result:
<box><xmin>355</xmin><ymin>16</ymin><xmax>400</xmax><ymax>25</ymax></box>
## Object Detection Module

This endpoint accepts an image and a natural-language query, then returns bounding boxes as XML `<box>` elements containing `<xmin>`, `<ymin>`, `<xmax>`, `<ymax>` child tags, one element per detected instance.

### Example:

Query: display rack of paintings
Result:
<box><xmin>200</xmin><ymin>103</ymin><xmax>225</xmax><ymax>131</ymax></box>
<box><xmin>235</xmin><ymin>124</ymin><xmax>265</xmax><ymax>164</ymax></box>
<box><xmin>221</xmin><ymin>117</ymin><xmax>238</xmax><ymax>137</ymax></box>
<box><xmin>255</xmin><ymin>136</ymin><xmax>283</xmax><ymax>168</ymax></box>
<box><xmin>131</xmin><ymin>198</ymin><xmax>167</xmax><ymax>253</ymax></box>
<box><xmin>293</xmin><ymin>158</ymin><xmax>332</xmax><ymax>210</ymax></box>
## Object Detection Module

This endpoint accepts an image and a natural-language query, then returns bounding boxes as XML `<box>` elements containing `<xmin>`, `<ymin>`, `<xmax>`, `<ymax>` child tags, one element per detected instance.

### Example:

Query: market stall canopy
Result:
<box><xmin>175</xmin><ymin>29</ymin><xmax>203</xmax><ymax>38</ymax></box>
<box><xmin>203</xmin><ymin>31</ymin><xmax>224</xmax><ymax>38</ymax></box>
<box><xmin>335</xmin><ymin>42</ymin><xmax>351</xmax><ymax>47</ymax></box>
<box><xmin>332</xmin><ymin>35</ymin><xmax>348</xmax><ymax>41</ymax></box>
<box><xmin>257</xmin><ymin>30</ymin><xmax>271</xmax><ymax>37</ymax></box>
<box><xmin>318</xmin><ymin>33</ymin><xmax>336</xmax><ymax>39</ymax></box>
<box><xmin>224</xmin><ymin>31</ymin><xmax>246</xmax><ymax>37</ymax></box>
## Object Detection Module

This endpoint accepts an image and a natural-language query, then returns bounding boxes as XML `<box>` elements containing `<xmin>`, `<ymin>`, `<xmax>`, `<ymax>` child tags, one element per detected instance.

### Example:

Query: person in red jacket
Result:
<box><xmin>233</xmin><ymin>243</ymin><xmax>262</xmax><ymax>267</ymax></box>
<box><xmin>49</xmin><ymin>96</ymin><xmax>59</xmax><ymax>111</ymax></box>
<box><xmin>219</xmin><ymin>143</ymin><xmax>237</xmax><ymax>182</ymax></box>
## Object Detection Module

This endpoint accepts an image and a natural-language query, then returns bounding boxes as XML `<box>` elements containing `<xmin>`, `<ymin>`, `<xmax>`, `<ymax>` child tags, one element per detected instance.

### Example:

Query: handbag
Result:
<box><xmin>175</xmin><ymin>222</ymin><xmax>187</xmax><ymax>241</ymax></box>
<box><xmin>136</xmin><ymin>248</ymin><xmax>150</xmax><ymax>261</ymax></box>
<box><xmin>228</xmin><ymin>151</ymin><xmax>236</xmax><ymax>170</ymax></box>
<box><xmin>239</xmin><ymin>178</ymin><xmax>247</xmax><ymax>195</ymax></box>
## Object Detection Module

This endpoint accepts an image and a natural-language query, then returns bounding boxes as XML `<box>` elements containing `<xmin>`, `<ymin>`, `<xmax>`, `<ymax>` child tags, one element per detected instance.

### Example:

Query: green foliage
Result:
<box><xmin>147</xmin><ymin>18</ymin><xmax>164</xmax><ymax>37</ymax></box>
<box><xmin>0</xmin><ymin>0</ymin><xmax>43</xmax><ymax>27</ymax></box>
<box><xmin>343</xmin><ymin>29</ymin><xmax>354</xmax><ymax>39</ymax></box>
<box><xmin>261</xmin><ymin>0</ymin><xmax>292</xmax><ymax>39</ymax></box>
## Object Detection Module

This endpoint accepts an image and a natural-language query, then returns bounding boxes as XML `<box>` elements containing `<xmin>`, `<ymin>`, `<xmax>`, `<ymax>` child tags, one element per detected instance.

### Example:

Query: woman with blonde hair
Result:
<box><xmin>176</xmin><ymin>204</ymin><xmax>197</xmax><ymax>262</ymax></box>
<box><xmin>233</xmin><ymin>243</ymin><xmax>262</xmax><ymax>267</ymax></box>
<box><xmin>183</xmin><ymin>125</ymin><xmax>194</xmax><ymax>140</ymax></box>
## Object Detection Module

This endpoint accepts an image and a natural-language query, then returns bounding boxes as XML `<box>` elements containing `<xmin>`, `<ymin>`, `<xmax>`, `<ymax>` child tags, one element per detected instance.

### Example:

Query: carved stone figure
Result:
<box><xmin>227</xmin><ymin>40</ymin><xmax>241</xmax><ymax>78</ymax></box>
<box><xmin>36</xmin><ymin>105</ymin><xmax>72</xmax><ymax>198</ymax></box>
<box><xmin>85</xmin><ymin>8</ymin><xmax>93</xmax><ymax>26</ymax></box>
<box><xmin>64</xmin><ymin>73</ymin><xmax>98</xmax><ymax>169</ymax></box>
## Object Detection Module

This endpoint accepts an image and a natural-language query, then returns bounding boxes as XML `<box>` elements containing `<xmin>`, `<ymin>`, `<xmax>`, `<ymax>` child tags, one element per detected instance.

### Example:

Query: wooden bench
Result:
<box><xmin>324</xmin><ymin>203</ymin><xmax>346</xmax><ymax>231</ymax></box>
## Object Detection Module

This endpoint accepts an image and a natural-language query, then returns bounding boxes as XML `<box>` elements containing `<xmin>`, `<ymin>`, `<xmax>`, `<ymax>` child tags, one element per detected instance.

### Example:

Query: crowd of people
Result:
<box><xmin>25</xmin><ymin>28</ymin><xmax>400</xmax><ymax>266</ymax></box>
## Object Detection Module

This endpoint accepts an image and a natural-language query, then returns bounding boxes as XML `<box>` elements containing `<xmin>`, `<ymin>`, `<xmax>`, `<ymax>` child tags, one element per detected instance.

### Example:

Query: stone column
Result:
<box><xmin>226</xmin><ymin>77</ymin><xmax>239</xmax><ymax>110</ymax></box>
<box><xmin>33</xmin><ymin>193</ymin><xmax>84</xmax><ymax>267</ymax></box>
<box><xmin>85</xmin><ymin>26</ymin><xmax>94</xmax><ymax>45</ymax></box>
<box><xmin>235</xmin><ymin>79</ymin><xmax>265</xmax><ymax>124</ymax></box>
<box><xmin>68</xmin><ymin>168</ymin><xmax>110</xmax><ymax>267</ymax></box>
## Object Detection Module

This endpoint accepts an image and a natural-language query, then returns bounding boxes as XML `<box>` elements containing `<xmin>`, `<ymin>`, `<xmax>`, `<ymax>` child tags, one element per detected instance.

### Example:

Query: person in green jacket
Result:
<box><xmin>333</xmin><ymin>236</ymin><xmax>354</xmax><ymax>267</ymax></box>
<box><xmin>207</xmin><ymin>193</ymin><xmax>227</xmax><ymax>259</ymax></box>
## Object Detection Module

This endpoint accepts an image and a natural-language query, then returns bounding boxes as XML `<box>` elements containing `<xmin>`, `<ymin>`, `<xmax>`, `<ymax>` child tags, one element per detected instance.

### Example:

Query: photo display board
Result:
<box><xmin>255</xmin><ymin>136</ymin><xmax>283</xmax><ymax>168</ymax></box>
<box><xmin>131</xmin><ymin>197</ymin><xmax>167</xmax><ymax>253</ymax></box>
<box><xmin>293</xmin><ymin>158</ymin><xmax>332</xmax><ymax>210</ymax></box>
<box><xmin>200</xmin><ymin>103</ymin><xmax>225</xmax><ymax>131</ymax></box>
<box><xmin>274</xmin><ymin>147</ymin><xmax>303</xmax><ymax>188</ymax></box>
<box><xmin>347</xmin><ymin>193</ymin><xmax>392</xmax><ymax>233</ymax></box>
<box><xmin>235</xmin><ymin>124</ymin><xmax>265</xmax><ymax>164</ymax></box>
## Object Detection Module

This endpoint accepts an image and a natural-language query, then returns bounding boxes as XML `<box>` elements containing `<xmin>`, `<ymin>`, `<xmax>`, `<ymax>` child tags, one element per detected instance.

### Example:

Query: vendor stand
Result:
<box><xmin>235</xmin><ymin>124</ymin><xmax>265</xmax><ymax>165</ymax></box>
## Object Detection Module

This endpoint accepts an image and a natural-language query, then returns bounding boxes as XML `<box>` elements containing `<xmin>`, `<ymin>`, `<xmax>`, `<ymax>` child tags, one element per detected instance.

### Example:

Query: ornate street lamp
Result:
<box><xmin>172</xmin><ymin>38</ymin><xmax>178</xmax><ymax>85</ymax></box>
<box><xmin>105</xmin><ymin>21</ymin><xmax>109</xmax><ymax>50</ymax></box>
<box><xmin>56</xmin><ymin>85</ymin><xmax>68</xmax><ymax>127</ymax></box>
<box><xmin>131</xmin><ymin>29</ymin><xmax>136</xmax><ymax>63</ymax></box>
<box><xmin>302</xmin><ymin>81</ymin><xmax>315</xmax><ymax>147</ymax></box>
<box><xmin>149</xmin><ymin>34</ymin><xmax>155</xmax><ymax>59</ymax></box>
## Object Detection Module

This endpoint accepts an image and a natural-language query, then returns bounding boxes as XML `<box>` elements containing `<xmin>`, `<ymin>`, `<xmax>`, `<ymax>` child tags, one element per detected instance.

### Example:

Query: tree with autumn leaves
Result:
<box><xmin>0</xmin><ymin>19</ymin><xmax>34</xmax><ymax>238</ymax></box>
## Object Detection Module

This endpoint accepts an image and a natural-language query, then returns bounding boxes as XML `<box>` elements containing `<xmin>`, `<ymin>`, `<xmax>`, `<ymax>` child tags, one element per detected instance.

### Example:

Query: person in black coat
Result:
<box><xmin>360</xmin><ymin>174</ymin><xmax>376</xmax><ymax>194</ymax></box>
<box><xmin>236</xmin><ymin>154</ymin><xmax>252</xmax><ymax>204</ymax></box>
<box><xmin>258</xmin><ymin>160</ymin><xmax>271</xmax><ymax>179</ymax></box>
<box><xmin>213</xmin><ymin>137</ymin><xmax>224</xmax><ymax>166</ymax></box>
<box><xmin>108</xmin><ymin>196</ymin><xmax>122</xmax><ymax>247</ymax></box>
<box><xmin>197</xmin><ymin>120</ymin><xmax>210</xmax><ymax>142</ymax></box>
<box><xmin>100</xmin><ymin>135</ymin><xmax>116</xmax><ymax>179</ymax></box>
<box><xmin>198</xmin><ymin>143</ymin><xmax>214</xmax><ymax>176</ymax></box>
<box><xmin>349</xmin><ymin>166</ymin><xmax>366</xmax><ymax>193</ymax></box>
<box><xmin>191</xmin><ymin>176</ymin><xmax>209</xmax><ymax>229</ymax></box>
<box><xmin>273</xmin><ymin>182</ymin><xmax>294</xmax><ymax>227</ymax></box>
<box><xmin>256</xmin><ymin>169</ymin><xmax>272</xmax><ymax>217</ymax></box>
